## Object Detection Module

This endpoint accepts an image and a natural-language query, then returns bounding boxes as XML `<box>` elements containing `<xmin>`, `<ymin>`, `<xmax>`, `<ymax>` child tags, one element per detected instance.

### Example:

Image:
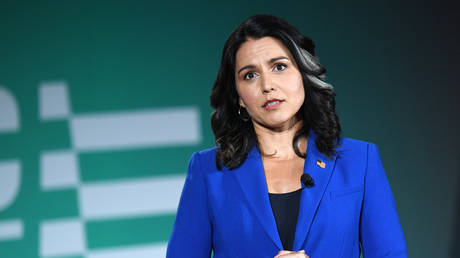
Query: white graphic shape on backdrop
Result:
<box><xmin>37</xmin><ymin>81</ymin><xmax>199</xmax><ymax>258</ymax></box>
<box><xmin>70</xmin><ymin>108</ymin><xmax>200</xmax><ymax>151</ymax></box>
<box><xmin>79</xmin><ymin>175</ymin><xmax>185</xmax><ymax>220</ymax></box>
<box><xmin>40</xmin><ymin>218</ymin><xmax>86</xmax><ymax>257</ymax></box>
<box><xmin>0</xmin><ymin>219</ymin><xmax>23</xmax><ymax>241</ymax></box>
<box><xmin>0</xmin><ymin>87</ymin><xmax>23</xmax><ymax>242</ymax></box>
<box><xmin>0</xmin><ymin>86</ymin><xmax>20</xmax><ymax>132</ymax></box>
<box><xmin>40</xmin><ymin>151</ymin><xmax>79</xmax><ymax>190</ymax></box>
<box><xmin>0</xmin><ymin>160</ymin><xmax>21</xmax><ymax>211</ymax></box>
<box><xmin>87</xmin><ymin>242</ymin><xmax>167</xmax><ymax>258</ymax></box>
<box><xmin>39</xmin><ymin>81</ymin><xmax>70</xmax><ymax>120</ymax></box>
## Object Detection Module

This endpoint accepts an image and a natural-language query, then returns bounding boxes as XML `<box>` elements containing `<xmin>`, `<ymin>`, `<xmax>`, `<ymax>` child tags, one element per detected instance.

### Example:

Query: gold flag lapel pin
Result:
<box><xmin>316</xmin><ymin>159</ymin><xmax>326</xmax><ymax>169</ymax></box>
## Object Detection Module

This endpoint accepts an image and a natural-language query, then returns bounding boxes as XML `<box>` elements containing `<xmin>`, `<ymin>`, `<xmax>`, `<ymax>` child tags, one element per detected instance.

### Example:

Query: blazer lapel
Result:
<box><xmin>232</xmin><ymin>129</ymin><xmax>338</xmax><ymax>251</ymax></box>
<box><xmin>292</xmin><ymin>129</ymin><xmax>337</xmax><ymax>250</ymax></box>
<box><xmin>232</xmin><ymin>146</ymin><xmax>283</xmax><ymax>250</ymax></box>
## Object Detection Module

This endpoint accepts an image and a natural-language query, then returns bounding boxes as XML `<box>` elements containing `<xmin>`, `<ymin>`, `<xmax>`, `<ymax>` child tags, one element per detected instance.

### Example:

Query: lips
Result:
<box><xmin>262</xmin><ymin>99</ymin><xmax>284</xmax><ymax>108</ymax></box>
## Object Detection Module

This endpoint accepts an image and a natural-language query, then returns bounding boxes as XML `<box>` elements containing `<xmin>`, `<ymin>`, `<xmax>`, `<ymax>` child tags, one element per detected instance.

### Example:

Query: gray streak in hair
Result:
<box><xmin>288</xmin><ymin>37</ymin><xmax>334</xmax><ymax>90</ymax></box>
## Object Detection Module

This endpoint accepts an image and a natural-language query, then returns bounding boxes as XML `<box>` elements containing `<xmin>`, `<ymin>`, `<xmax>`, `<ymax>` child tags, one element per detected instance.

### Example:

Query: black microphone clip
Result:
<box><xmin>300</xmin><ymin>173</ymin><xmax>315</xmax><ymax>188</ymax></box>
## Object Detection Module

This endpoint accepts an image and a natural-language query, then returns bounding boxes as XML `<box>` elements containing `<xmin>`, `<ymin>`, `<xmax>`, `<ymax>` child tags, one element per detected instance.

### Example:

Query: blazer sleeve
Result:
<box><xmin>360</xmin><ymin>143</ymin><xmax>408</xmax><ymax>257</ymax></box>
<box><xmin>166</xmin><ymin>152</ymin><xmax>213</xmax><ymax>258</ymax></box>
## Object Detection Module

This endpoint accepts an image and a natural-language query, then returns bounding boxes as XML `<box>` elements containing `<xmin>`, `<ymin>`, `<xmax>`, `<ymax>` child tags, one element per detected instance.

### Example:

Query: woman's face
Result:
<box><xmin>235</xmin><ymin>36</ymin><xmax>305</xmax><ymax>130</ymax></box>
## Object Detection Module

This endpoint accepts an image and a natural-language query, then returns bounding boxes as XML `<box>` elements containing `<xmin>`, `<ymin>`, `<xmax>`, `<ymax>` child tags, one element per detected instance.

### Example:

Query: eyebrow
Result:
<box><xmin>237</xmin><ymin>56</ymin><xmax>289</xmax><ymax>76</ymax></box>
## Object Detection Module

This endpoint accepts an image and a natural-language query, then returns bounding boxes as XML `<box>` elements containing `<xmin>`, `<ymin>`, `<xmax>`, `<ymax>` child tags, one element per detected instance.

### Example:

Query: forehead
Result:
<box><xmin>235</xmin><ymin>36</ymin><xmax>292</xmax><ymax>67</ymax></box>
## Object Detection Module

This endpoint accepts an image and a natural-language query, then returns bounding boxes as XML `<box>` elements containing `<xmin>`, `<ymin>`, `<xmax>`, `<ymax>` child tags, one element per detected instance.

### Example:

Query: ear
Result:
<box><xmin>239</xmin><ymin>97</ymin><xmax>246</xmax><ymax>108</ymax></box>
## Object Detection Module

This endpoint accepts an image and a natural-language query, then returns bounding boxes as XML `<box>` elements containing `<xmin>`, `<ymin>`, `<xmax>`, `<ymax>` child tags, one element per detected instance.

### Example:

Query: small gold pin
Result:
<box><xmin>316</xmin><ymin>159</ymin><xmax>326</xmax><ymax>169</ymax></box>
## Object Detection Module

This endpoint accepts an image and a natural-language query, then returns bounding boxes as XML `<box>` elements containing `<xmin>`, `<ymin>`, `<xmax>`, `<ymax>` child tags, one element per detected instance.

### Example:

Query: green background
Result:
<box><xmin>1</xmin><ymin>0</ymin><xmax>459</xmax><ymax>257</ymax></box>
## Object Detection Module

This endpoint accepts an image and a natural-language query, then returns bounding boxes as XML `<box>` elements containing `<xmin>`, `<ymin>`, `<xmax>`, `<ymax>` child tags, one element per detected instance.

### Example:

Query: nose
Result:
<box><xmin>260</xmin><ymin>73</ymin><xmax>276</xmax><ymax>93</ymax></box>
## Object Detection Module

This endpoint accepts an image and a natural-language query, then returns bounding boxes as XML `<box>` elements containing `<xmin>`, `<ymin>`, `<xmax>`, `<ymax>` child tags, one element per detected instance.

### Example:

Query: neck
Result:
<box><xmin>252</xmin><ymin>119</ymin><xmax>307</xmax><ymax>160</ymax></box>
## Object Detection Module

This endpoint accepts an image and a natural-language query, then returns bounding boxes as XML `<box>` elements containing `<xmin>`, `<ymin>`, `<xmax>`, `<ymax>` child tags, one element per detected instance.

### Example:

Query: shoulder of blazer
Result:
<box><xmin>335</xmin><ymin>136</ymin><xmax>374</xmax><ymax>158</ymax></box>
<box><xmin>193</xmin><ymin>146</ymin><xmax>219</xmax><ymax>173</ymax></box>
<box><xmin>197</xmin><ymin>146</ymin><xmax>218</xmax><ymax>158</ymax></box>
<box><xmin>194</xmin><ymin>146</ymin><xmax>255</xmax><ymax>173</ymax></box>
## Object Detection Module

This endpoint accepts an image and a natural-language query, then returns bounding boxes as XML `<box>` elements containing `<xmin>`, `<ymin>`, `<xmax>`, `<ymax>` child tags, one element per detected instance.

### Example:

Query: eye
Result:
<box><xmin>273</xmin><ymin>63</ymin><xmax>287</xmax><ymax>72</ymax></box>
<box><xmin>243</xmin><ymin>71</ymin><xmax>257</xmax><ymax>80</ymax></box>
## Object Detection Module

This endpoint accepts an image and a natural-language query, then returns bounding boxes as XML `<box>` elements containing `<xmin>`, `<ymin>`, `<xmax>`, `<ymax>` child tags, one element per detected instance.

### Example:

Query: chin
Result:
<box><xmin>259</xmin><ymin>118</ymin><xmax>297</xmax><ymax>130</ymax></box>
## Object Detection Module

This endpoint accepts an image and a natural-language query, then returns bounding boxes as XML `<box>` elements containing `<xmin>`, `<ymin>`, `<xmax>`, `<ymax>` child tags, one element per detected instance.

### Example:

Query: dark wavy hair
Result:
<box><xmin>210</xmin><ymin>14</ymin><xmax>341</xmax><ymax>170</ymax></box>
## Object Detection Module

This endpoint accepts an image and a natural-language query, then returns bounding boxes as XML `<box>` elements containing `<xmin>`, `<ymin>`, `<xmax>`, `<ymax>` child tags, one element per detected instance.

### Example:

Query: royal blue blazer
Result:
<box><xmin>167</xmin><ymin>129</ymin><xmax>408</xmax><ymax>257</ymax></box>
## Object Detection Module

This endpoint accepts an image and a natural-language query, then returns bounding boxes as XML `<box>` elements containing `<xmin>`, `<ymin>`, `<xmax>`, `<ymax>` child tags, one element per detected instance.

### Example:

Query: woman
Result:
<box><xmin>167</xmin><ymin>14</ymin><xmax>407</xmax><ymax>258</ymax></box>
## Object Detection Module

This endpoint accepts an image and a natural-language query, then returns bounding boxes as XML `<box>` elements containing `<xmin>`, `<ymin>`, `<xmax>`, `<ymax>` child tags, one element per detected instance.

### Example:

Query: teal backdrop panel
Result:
<box><xmin>0</xmin><ymin>1</ymin><xmax>459</xmax><ymax>258</ymax></box>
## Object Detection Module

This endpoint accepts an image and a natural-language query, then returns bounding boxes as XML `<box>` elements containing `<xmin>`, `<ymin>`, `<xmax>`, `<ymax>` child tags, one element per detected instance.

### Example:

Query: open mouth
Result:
<box><xmin>262</xmin><ymin>99</ymin><xmax>284</xmax><ymax>110</ymax></box>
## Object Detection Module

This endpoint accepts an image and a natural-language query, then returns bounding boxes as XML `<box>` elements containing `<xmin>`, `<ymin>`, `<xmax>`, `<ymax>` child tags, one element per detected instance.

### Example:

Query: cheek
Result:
<box><xmin>286</xmin><ymin>74</ymin><xmax>305</xmax><ymax>101</ymax></box>
<box><xmin>237</xmin><ymin>86</ymin><xmax>259</xmax><ymax>107</ymax></box>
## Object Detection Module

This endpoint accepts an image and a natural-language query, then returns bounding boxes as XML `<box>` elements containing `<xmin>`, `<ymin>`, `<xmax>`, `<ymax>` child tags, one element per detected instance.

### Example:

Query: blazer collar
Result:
<box><xmin>232</xmin><ymin>128</ymin><xmax>338</xmax><ymax>250</ymax></box>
